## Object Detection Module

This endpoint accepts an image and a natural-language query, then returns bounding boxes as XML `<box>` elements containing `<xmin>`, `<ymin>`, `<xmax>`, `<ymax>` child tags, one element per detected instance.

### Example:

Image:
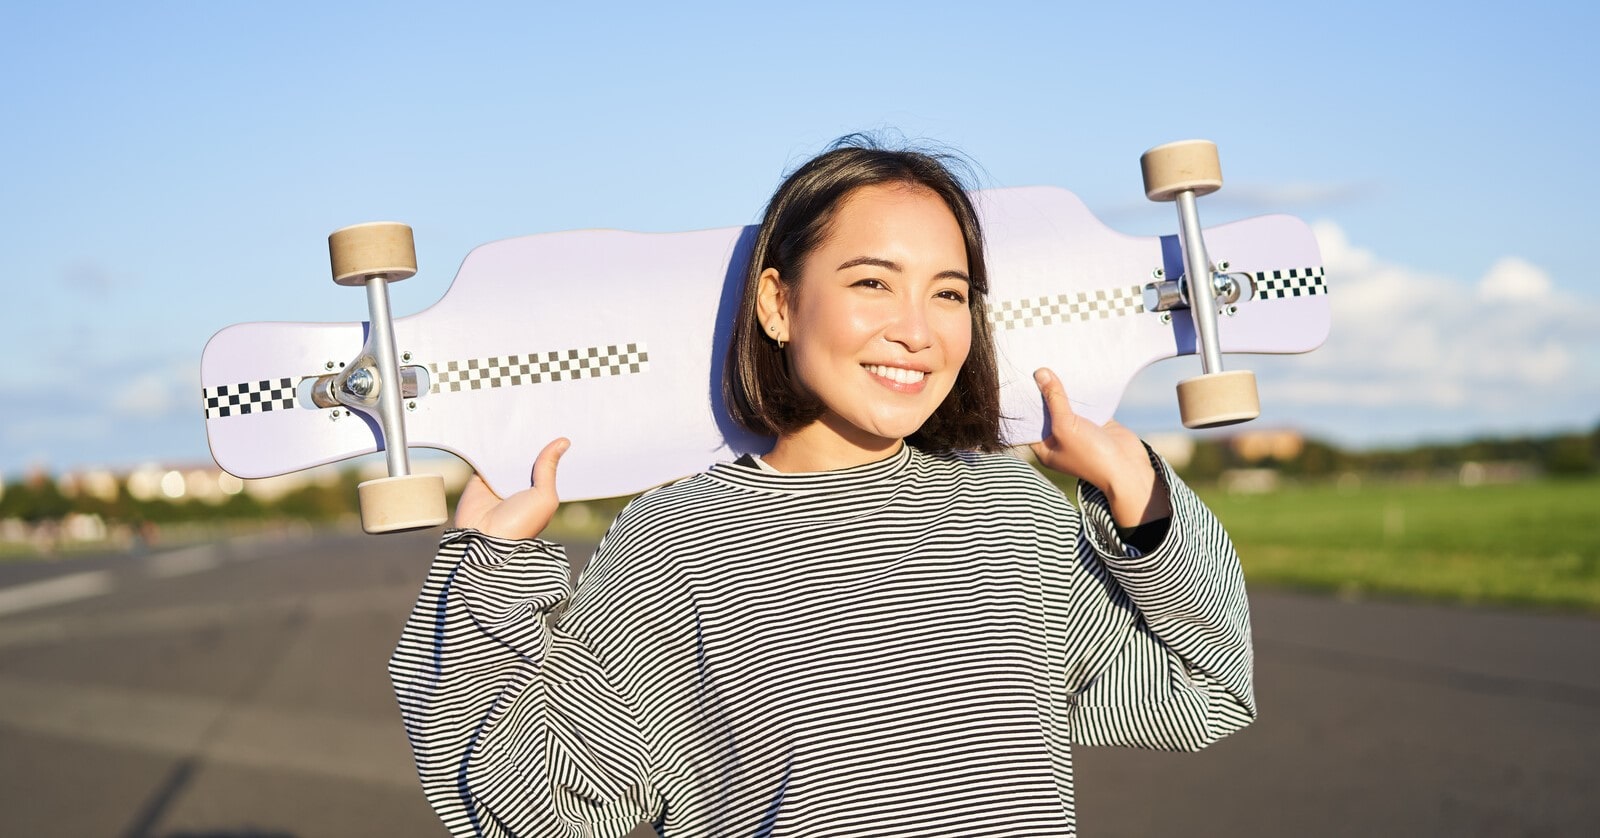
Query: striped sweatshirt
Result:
<box><xmin>390</xmin><ymin>444</ymin><xmax>1256</xmax><ymax>837</ymax></box>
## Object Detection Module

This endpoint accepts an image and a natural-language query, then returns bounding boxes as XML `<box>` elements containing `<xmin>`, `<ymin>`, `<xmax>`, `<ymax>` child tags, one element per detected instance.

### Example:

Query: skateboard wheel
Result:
<box><xmin>1176</xmin><ymin>370</ymin><xmax>1259</xmax><ymax>429</ymax></box>
<box><xmin>1140</xmin><ymin>140</ymin><xmax>1223</xmax><ymax>202</ymax></box>
<box><xmin>329</xmin><ymin>222</ymin><xmax>418</xmax><ymax>286</ymax></box>
<box><xmin>357</xmin><ymin>474</ymin><xmax>447</xmax><ymax>534</ymax></box>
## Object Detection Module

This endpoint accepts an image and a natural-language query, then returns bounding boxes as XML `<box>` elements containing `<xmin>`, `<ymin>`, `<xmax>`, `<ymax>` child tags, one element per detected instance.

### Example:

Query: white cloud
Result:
<box><xmin>3</xmin><ymin>415</ymin><xmax>113</xmax><ymax>447</ymax></box>
<box><xmin>1219</xmin><ymin>181</ymin><xmax>1374</xmax><ymax>209</ymax></box>
<box><xmin>1119</xmin><ymin>221</ymin><xmax>1599</xmax><ymax>442</ymax></box>
<box><xmin>1288</xmin><ymin>223</ymin><xmax>1590</xmax><ymax>400</ymax></box>
<box><xmin>109</xmin><ymin>360</ymin><xmax>201</xmax><ymax>420</ymax></box>
<box><xmin>1477</xmin><ymin>256</ymin><xmax>1552</xmax><ymax>302</ymax></box>
<box><xmin>1099</xmin><ymin>182</ymin><xmax>1373</xmax><ymax>230</ymax></box>
<box><xmin>1</xmin><ymin>356</ymin><xmax>204</xmax><ymax>474</ymax></box>
<box><xmin>110</xmin><ymin>373</ymin><xmax>175</xmax><ymax>418</ymax></box>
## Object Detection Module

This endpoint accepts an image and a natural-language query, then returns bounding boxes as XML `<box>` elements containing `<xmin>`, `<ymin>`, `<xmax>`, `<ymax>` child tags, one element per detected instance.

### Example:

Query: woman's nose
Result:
<box><xmin>883</xmin><ymin>298</ymin><xmax>933</xmax><ymax>352</ymax></box>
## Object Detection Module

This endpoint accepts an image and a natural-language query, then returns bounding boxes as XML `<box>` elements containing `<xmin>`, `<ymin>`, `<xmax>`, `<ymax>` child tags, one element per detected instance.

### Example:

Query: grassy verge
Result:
<box><xmin>478</xmin><ymin>475</ymin><xmax>1600</xmax><ymax>613</ymax></box>
<box><xmin>1193</xmin><ymin>476</ymin><xmax>1600</xmax><ymax>613</ymax></box>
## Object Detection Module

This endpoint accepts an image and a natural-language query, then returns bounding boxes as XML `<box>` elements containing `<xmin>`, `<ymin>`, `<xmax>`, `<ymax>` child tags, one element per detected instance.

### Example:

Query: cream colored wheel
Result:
<box><xmin>328</xmin><ymin>221</ymin><xmax>418</xmax><ymax>286</ymax></box>
<box><xmin>1177</xmin><ymin>370</ymin><xmax>1260</xmax><ymax>429</ymax></box>
<box><xmin>1140</xmin><ymin>139</ymin><xmax>1223</xmax><ymax>203</ymax></box>
<box><xmin>357</xmin><ymin>474</ymin><xmax>447</xmax><ymax>534</ymax></box>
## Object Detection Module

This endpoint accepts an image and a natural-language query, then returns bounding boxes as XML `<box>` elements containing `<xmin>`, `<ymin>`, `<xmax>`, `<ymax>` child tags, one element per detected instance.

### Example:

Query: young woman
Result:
<box><xmin>390</xmin><ymin>141</ymin><xmax>1256</xmax><ymax>837</ymax></box>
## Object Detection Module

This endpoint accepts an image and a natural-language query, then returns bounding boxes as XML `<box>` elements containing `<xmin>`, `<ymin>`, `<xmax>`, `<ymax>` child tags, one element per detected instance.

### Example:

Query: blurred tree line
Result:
<box><xmin>0</xmin><ymin>472</ymin><xmax>349</xmax><ymax>527</ymax></box>
<box><xmin>2</xmin><ymin>424</ymin><xmax>1595</xmax><ymax>535</ymax></box>
<box><xmin>1174</xmin><ymin>423</ymin><xmax>1600</xmax><ymax>483</ymax></box>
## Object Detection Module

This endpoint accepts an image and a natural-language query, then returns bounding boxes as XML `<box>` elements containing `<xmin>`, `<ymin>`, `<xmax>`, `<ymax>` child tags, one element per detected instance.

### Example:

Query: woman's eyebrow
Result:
<box><xmin>836</xmin><ymin>256</ymin><xmax>901</xmax><ymax>272</ymax></box>
<box><xmin>836</xmin><ymin>256</ymin><xmax>970</xmax><ymax>284</ymax></box>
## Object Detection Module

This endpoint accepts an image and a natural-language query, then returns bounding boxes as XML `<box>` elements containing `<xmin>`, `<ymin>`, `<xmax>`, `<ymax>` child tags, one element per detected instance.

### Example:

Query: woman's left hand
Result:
<box><xmin>1029</xmin><ymin>367</ymin><xmax>1171</xmax><ymax>528</ymax></box>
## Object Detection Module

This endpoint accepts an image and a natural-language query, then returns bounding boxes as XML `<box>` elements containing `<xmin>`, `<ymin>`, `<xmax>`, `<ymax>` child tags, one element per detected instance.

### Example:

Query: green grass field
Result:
<box><xmin>554</xmin><ymin>472</ymin><xmax>1600</xmax><ymax>613</ymax></box>
<box><xmin>1194</xmin><ymin>476</ymin><xmax>1600</xmax><ymax>613</ymax></box>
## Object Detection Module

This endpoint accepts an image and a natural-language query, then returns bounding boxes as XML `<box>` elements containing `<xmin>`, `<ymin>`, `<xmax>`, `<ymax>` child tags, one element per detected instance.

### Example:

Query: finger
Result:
<box><xmin>464</xmin><ymin>472</ymin><xmax>500</xmax><ymax>501</ymax></box>
<box><xmin>531</xmin><ymin>437</ymin><xmax>571</xmax><ymax>498</ymax></box>
<box><xmin>1033</xmin><ymin>368</ymin><xmax>1078</xmax><ymax>433</ymax></box>
<box><xmin>1033</xmin><ymin>368</ymin><xmax>1069</xmax><ymax>409</ymax></box>
<box><xmin>454</xmin><ymin>473</ymin><xmax>499</xmax><ymax>531</ymax></box>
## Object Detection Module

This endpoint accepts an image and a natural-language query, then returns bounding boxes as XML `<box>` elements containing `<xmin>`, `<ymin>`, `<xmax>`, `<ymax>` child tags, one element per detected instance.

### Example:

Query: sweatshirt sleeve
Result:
<box><xmin>1058</xmin><ymin>450</ymin><xmax>1257</xmax><ymax>752</ymax></box>
<box><xmin>388</xmin><ymin>529</ymin><xmax>660</xmax><ymax>837</ymax></box>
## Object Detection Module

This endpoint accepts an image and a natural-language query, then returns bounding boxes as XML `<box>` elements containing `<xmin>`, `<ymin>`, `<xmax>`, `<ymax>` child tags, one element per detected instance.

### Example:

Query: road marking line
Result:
<box><xmin>0</xmin><ymin>570</ymin><xmax>114</xmax><ymax>618</ymax></box>
<box><xmin>0</xmin><ymin>585</ymin><xmax>413</xmax><ymax>650</ymax></box>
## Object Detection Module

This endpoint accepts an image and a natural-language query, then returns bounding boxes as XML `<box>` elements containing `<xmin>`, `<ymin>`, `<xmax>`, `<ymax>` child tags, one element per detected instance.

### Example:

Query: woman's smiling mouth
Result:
<box><xmin>863</xmin><ymin>363</ymin><xmax>929</xmax><ymax>387</ymax></box>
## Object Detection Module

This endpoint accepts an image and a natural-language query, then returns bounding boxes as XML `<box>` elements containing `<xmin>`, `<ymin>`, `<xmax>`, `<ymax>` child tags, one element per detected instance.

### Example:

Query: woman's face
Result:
<box><xmin>759</xmin><ymin>183</ymin><xmax>973</xmax><ymax>456</ymax></box>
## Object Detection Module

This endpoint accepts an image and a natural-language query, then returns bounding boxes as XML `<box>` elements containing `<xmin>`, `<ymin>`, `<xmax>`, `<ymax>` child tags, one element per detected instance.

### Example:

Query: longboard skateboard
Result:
<box><xmin>201</xmin><ymin>141</ymin><xmax>1330</xmax><ymax>529</ymax></box>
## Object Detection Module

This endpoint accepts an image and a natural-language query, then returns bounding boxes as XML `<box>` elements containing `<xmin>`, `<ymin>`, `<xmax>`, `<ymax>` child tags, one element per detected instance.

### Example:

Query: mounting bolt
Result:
<box><xmin>1160</xmin><ymin>312</ymin><xmax>1173</xmax><ymax>325</ymax></box>
<box><xmin>324</xmin><ymin>361</ymin><xmax>335</xmax><ymax>370</ymax></box>
<box><xmin>1224</xmin><ymin>304</ymin><xmax>1239</xmax><ymax>317</ymax></box>
<box><xmin>402</xmin><ymin>351</ymin><xmax>412</xmax><ymax>363</ymax></box>
<box><xmin>345</xmin><ymin>368</ymin><xmax>376</xmax><ymax>398</ymax></box>
<box><xmin>406</xmin><ymin>400</ymin><xmax>417</xmax><ymax>411</ymax></box>
<box><xmin>1152</xmin><ymin>267</ymin><xmax>1165</xmax><ymax>280</ymax></box>
<box><xmin>329</xmin><ymin>410</ymin><xmax>341</xmax><ymax>421</ymax></box>
<box><xmin>1217</xmin><ymin>260</ymin><xmax>1230</xmax><ymax>272</ymax></box>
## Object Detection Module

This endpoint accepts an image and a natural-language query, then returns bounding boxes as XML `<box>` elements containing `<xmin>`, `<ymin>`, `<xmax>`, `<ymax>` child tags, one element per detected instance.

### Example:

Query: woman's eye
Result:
<box><xmin>937</xmin><ymin>289</ymin><xmax>968</xmax><ymax>304</ymax></box>
<box><xmin>852</xmin><ymin>278</ymin><xmax>887</xmax><ymax>290</ymax></box>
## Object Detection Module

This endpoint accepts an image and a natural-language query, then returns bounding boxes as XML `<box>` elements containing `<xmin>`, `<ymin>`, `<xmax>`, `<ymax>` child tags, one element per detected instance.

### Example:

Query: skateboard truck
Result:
<box><xmin>1142</xmin><ymin>264</ymin><xmax>1250</xmax><ymax>315</ymax></box>
<box><xmin>325</xmin><ymin>222</ymin><xmax>448</xmax><ymax>533</ymax></box>
<box><xmin>1140</xmin><ymin>140</ymin><xmax>1261</xmax><ymax>428</ymax></box>
<box><xmin>308</xmin><ymin>356</ymin><xmax>423</xmax><ymax>411</ymax></box>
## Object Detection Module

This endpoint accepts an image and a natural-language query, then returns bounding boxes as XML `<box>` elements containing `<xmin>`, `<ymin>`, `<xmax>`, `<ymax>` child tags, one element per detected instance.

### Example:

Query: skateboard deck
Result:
<box><xmin>201</xmin><ymin>186</ymin><xmax>1329</xmax><ymax>501</ymax></box>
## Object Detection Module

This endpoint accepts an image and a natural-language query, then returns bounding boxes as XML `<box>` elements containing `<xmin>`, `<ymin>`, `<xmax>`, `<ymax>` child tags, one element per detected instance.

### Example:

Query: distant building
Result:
<box><xmin>1228</xmin><ymin>428</ymin><xmax>1306</xmax><ymax>463</ymax></box>
<box><xmin>119</xmin><ymin>462</ymin><xmax>250</xmax><ymax>504</ymax></box>
<box><xmin>57</xmin><ymin>468</ymin><xmax>120</xmax><ymax>502</ymax></box>
<box><xmin>1144</xmin><ymin>433</ymin><xmax>1195</xmax><ymax>469</ymax></box>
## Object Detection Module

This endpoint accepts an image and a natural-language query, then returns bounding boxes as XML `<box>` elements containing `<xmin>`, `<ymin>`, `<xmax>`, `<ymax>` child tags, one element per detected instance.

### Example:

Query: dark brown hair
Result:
<box><xmin>723</xmin><ymin>137</ymin><xmax>1003</xmax><ymax>454</ymax></box>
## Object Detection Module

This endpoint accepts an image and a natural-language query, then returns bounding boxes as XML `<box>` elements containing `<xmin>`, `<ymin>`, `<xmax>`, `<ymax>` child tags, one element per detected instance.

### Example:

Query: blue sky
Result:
<box><xmin>3</xmin><ymin>0</ymin><xmax>1596</xmax><ymax>477</ymax></box>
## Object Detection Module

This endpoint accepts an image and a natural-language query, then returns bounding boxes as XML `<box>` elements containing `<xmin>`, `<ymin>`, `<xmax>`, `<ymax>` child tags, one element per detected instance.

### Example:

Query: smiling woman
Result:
<box><xmin>759</xmin><ymin>189</ymin><xmax>976</xmax><ymax>461</ymax></box>
<box><xmin>724</xmin><ymin>145</ymin><xmax>1001</xmax><ymax>467</ymax></box>
<box><xmin>389</xmin><ymin>137</ymin><xmax>1257</xmax><ymax>837</ymax></box>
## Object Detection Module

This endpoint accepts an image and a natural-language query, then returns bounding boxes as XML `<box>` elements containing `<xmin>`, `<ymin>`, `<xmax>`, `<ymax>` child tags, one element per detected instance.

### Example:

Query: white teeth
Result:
<box><xmin>865</xmin><ymin>364</ymin><xmax>926</xmax><ymax>384</ymax></box>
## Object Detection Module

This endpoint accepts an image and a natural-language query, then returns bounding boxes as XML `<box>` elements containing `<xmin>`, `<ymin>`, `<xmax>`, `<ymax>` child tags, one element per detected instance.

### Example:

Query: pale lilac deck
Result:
<box><xmin>201</xmin><ymin>186</ymin><xmax>1328</xmax><ymax>501</ymax></box>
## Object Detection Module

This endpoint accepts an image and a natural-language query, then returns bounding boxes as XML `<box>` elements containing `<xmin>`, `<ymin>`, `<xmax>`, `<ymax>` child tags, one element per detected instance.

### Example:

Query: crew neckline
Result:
<box><xmin>709</xmin><ymin>443</ymin><xmax>914</xmax><ymax>494</ymax></box>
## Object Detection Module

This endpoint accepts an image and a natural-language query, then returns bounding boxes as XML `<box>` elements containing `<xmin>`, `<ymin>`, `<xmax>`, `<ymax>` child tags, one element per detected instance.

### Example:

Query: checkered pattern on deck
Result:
<box><xmin>1253</xmin><ymin>267</ymin><xmax>1327</xmax><ymax>299</ymax></box>
<box><xmin>988</xmin><ymin>285</ymin><xmax>1145</xmax><ymax>331</ymax></box>
<box><xmin>429</xmin><ymin>343</ymin><xmax>650</xmax><ymax>393</ymax></box>
<box><xmin>203</xmin><ymin>378</ymin><xmax>297</xmax><ymax>419</ymax></box>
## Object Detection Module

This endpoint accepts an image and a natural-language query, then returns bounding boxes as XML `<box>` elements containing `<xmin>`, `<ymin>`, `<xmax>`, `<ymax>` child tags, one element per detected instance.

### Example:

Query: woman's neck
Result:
<box><xmin>762</xmin><ymin>415</ymin><xmax>904</xmax><ymax>473</ymax></box>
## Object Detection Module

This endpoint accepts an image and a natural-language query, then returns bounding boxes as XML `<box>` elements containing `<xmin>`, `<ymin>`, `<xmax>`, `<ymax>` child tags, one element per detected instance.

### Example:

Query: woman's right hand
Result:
<box><xmin>454</xmin><ymin>438</ymin><xmax>570</xmax><ymax>540</ymax></box>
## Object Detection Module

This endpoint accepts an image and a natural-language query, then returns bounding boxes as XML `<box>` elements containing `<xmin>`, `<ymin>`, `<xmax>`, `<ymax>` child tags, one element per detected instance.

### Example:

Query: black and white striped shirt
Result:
<box><xmin>390</xmin><ymin>444</ymin><xmax>1255</xmax><ymax>836</ymax></box>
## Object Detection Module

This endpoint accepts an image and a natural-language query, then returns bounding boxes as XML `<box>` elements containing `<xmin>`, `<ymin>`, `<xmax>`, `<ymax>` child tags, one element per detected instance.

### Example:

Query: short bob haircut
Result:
<box><xmin>723</xmin><ymin>137</ymin><xmax>1004</xmax><ymax>454</ymax></box>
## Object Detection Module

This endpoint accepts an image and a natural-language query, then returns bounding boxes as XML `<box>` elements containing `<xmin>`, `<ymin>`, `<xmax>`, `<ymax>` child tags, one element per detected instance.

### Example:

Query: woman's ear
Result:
<box><xmin>756</xmin><ymin>268</ymin><xmax>789</xmax><ymax>344</ymax></box>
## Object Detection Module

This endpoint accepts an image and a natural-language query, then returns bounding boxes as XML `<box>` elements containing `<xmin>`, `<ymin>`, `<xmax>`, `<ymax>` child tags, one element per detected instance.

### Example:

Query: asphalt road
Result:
<box><xmin>0</xmin><ymin>530</ymin><xmax>1595</xmax><ymax>837</ymax></box>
